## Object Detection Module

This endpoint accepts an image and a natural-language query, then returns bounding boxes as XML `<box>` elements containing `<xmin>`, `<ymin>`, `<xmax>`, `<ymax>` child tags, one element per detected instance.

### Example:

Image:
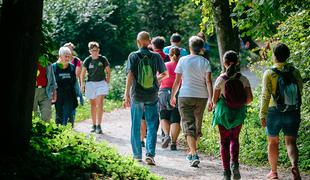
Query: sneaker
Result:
<box><xmin>222</xmin><ymin>170</ymin><xmax>231</xmax><ymax>180</ymax></box>
<box><xmin>145</xmin><ymin>155</ymin><xmax>155</xmax><ymax>166</ymax></box>
<box><xmin>266</xmin><ymin>171</ymin><xmax>279</xmax><ymax>179</ymax></box>
<box><xmin>186</xmin><ymin>154</ymin><xmax>192</xmax><ymax>162</ymax></box>
<box><xmin>161</xmin><ymin>135</ymin><xmax>171</xmax><ymax>148</ymax></box>
<box><xmin>190</xmin><ymin>154</ymin><xmax>200</xmax><ymax>167</ymax></box>
<box><xmin>291</xmin><ymin>167</ymin><xmax>301</xmax><ymax>180</ymax></box>
<box><xmin>141</xmin><ymin>141</ymin><xmax>145</xmax><ymax>147</ymax></box>
<box><xmin>95</xmin><ymin>125</ymin><xmax>103</xmax><ymax>134</ymax></box>
<box><xmin>231</xmin><ymin>163</ymin><xmax>241</xmax><ymax>179</ymax></box>
<box><xmin>90</xmin><ymin>125</ymin><xmax>96</xmax><ymax>133</ymax></box>
<box><xmin>170</xmin><ymin>142</ymin><xmax>177</xmax><ymax>151</ymax></box>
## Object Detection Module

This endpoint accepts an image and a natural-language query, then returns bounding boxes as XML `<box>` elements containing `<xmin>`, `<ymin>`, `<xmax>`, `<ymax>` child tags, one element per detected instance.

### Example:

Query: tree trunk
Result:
<box><xmin>212</xmin><ymin>0</ymin><xmax>239</xmax><ymax>71</ymax></box>
<box><xmin>0</xmin><ymin>0</ymin><xmax>43</xmax><ymax>156</ymax></box>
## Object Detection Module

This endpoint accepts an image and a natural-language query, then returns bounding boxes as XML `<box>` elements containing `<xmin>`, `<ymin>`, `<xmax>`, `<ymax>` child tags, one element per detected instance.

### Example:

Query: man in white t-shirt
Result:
<box><xmin>170</xmin><ymin>36</ymin><xmax>213</xmax><ymax>167</ymax></box>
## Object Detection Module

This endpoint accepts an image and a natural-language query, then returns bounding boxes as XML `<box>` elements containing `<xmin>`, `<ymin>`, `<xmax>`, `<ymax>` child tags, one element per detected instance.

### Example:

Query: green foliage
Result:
<box><xmin>275</xmin><ymin>10</ymin><xmax>310</xmax><ymax>79</ymax></box>
<box><xmin>2</xmin><ymin>118</ymin><xmax>161</xmax><ymax>179</ymax></box>
<box><xmin>234</xmin><ymin>0</ymin><xmax>309</xmax><ymax>39</ymax></box>
<box><xmin>43</xmin><ymin>0</ymin><xmax>118</xmax><ymax>63</ymax></box>
<box><xmin>106</xmin><ymin>64</ymin><xmax>127</xmax><ymax>101</ymax></box>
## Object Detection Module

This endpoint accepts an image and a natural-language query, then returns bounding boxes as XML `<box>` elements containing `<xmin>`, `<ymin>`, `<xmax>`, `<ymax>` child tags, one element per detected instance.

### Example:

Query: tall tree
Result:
<box><xmin>0</xmin><ymin>0</ymin><xmax>43</xmax><ymax>156</ymax></box>
<box><xmin>211</xmin><ymin>0</ymin><xmax>239</xmax><ymax>70</ymax></box>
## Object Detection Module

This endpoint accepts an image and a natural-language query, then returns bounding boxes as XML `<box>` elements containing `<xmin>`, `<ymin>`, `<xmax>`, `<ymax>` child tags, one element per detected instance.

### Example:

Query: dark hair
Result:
<box><xmin>170</xmin><ymin>33</ymin><xmax>182</xmax><ymax>43</ymax></box>
<box><xmin>151</xmin><ymin>36</ymin><xmax>165</xmax><ymax>49</ymax></box>
<box><xmin>189</xmin><ymin>36</ymin><xmax>204</xmax><ymax>54</ymax></box>
<box><xmin>223</xmin><ymin>50</ymin><xmax>239</xmax><ymax>77</ymax></box>
<box><xmin>169</xmin><ymin>47</ymin><xmax>181</xmax><ymax>62</ymax></box>
<box><xmin>197</xmin><ymin>32</ymin><xmax>206</xmax><ymax>41</ymax></box>
<box><xmin>273</xmin><ymin>43</ymin><xmax>290</xmax><ymax>62</ymax></box>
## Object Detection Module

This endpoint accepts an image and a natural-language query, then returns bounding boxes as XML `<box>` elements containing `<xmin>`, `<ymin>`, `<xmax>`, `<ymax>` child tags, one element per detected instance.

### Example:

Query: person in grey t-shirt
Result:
<box><xmin>170</xmin><ymin>36</ymin><xmax>213</xmax><ymax>167</ymax></box>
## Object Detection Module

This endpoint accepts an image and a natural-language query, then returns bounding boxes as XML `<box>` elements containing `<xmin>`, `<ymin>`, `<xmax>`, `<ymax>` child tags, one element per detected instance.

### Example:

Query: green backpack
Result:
<box><xmin>137</xmin><ymin>53</ymin><xmax>155</xmax><ymax>89</ymax></box>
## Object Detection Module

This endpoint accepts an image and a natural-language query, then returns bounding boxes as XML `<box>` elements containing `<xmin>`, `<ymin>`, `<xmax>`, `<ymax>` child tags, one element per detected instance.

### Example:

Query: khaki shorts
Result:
<box><xmin>178</xmin><ymin>97</ymin><xmax>207</xmax><ymax>139</ymax></box>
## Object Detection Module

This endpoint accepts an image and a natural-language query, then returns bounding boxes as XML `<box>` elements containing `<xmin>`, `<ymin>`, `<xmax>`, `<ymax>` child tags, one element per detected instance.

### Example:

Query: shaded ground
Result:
<box><xmin>74</xmin><ymin>70</ymin><xmax>309</xmax><ymax>179</ymax></box>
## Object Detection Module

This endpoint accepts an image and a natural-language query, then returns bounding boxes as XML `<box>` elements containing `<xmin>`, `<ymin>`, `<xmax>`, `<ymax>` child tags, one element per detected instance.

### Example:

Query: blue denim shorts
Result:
<box><xmin>266</xmin><ymin>107</ymin><xmax>301</xmax><ymax>137</ymax></box>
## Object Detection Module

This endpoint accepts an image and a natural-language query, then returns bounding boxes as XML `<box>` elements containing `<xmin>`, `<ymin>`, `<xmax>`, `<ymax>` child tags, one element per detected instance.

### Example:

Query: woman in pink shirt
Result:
<box><xmin>158</xmin><ymin>47</ymin><xmax>181</xmax><ymax>150</ymax></box>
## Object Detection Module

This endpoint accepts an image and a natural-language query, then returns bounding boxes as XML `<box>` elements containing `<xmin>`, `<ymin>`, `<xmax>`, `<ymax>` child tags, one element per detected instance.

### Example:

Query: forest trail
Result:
<box><xmin>74</xmin><ymin>70</ymin><xmax>309</xmax><ymax>180</ymax></box>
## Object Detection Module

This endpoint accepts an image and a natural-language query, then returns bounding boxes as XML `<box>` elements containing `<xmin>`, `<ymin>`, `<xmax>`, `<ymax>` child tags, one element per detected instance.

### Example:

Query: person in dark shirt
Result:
<box><xmin>80</xmin><ymin>41</ymin><xmax>111</xmax><ymax>134</ymax></box>
<box><xmin>123</xmin><ymin>31</ymin><xmax>168</xmax><ymax>165</ymax></box>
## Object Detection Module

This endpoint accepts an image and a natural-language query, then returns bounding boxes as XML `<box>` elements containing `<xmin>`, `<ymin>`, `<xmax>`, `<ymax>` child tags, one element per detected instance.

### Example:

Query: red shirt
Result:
<box><xmin>160</xmin><ymin>61</ymin><xmax>177</xmax><ymax>89</ymax></box>
<box><xmin>154</xmin><ymin>49</ymin><xmax>167</xmax><ymax>61</ymax></box>
<box><xmin>71</xmin><ymin>57</ymin><xmax>81</xmax><ymax>67</ymax></box>
<box><xmin>36</xmin><ymin>62</ymin><xmax>47</xmax><ymax>87</ymax></box>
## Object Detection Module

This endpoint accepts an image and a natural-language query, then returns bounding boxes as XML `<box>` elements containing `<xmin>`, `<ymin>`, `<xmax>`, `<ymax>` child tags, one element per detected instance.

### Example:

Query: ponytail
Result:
<box><xmin>226</xmin><ymin>64</ymin><xmax>237</xmax><ymax>77</ymax></box>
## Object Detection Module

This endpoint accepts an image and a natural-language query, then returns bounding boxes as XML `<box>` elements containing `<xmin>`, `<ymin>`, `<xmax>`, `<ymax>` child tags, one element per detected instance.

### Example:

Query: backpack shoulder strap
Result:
<box><xmin>271</xmin><ymin>67</ymin><xmax>283</xmax><ymax>76</ymax></box>
<box><xmin>221</xmin><ymin>74</ymin><xmax>229</xmax><ymax>81</ymax></box>
<box><xmin>73</xmin><ymin>57</ymin><xmax>78</xmax><ymax>67</ymax></box>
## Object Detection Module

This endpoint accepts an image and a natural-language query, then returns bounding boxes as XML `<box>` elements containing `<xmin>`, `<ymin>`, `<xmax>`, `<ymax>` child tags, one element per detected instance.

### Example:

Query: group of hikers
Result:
<box><xmin>33</xmin><ymin>31</ymin><xmax>303</xmax><ymax>180</ymax></box>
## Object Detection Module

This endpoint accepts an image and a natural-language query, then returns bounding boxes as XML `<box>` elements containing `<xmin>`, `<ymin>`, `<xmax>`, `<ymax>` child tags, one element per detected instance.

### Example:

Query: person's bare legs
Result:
<box><xmin>90</xmin><ymin>99</ymin><xmax>97</xmax><ymax>125</ymax></box>
<box><xmin>187</xmin><ymin>135</ymin><xmax>197</xmax><ymax>155</ymax></box>
<box><xmin>161</xmin><ymin>119</ymin><xmax>170</xmax><ymax>136</ymax></box>
<box><xmin>268</xmin><ymin>136</ymin><xmax>280</xmax><ymax>174</ymax></box>
<box><xmin>285</xmin><ymin>136</ymin><xmax>300</xmax><ymax>179</ymax></box>
<box><xmin>96</xmin><ymin>95</ymin><xmax>104</xmax><ymax>125</ymax></box>
<box><xmin>171</xmin><ymin>123</ymin><xmax>180</xmax><ymax>143</ymax></box>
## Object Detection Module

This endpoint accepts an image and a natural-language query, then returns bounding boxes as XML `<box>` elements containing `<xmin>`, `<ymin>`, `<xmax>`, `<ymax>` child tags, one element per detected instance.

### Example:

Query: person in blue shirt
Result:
<box><xmin>163</xmin><ymin>33</ymin><xmax>188</xmax><ymax>57</ymax></box>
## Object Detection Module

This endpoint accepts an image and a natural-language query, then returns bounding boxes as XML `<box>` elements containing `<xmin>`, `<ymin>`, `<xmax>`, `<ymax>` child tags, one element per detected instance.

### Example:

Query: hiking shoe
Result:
<box><xmin>266</xmin><ymin>171</ymin><xmax>278</xmax><ymax>179</ymax></box>
<box><xmin>90</xmin><ymin>125</ymin><xmax>96</xmax><ymax>133</ymax></box>
<box><xmin>190</xmin><ymin>154</ymin><xmax>200</xmax><ymax>167</ymax></box>
<box><xmin>161</xmin><ymin>135</ymin><xmax>171</xmax><ymax>148</ymax></box>
<box><xmin>95</xmin><ymin>125</ymin><xmax>103</xmax><ymax>134</ymax></box>
<box><xmin>186</xmin><ymin>154</ymin><xmax>192</xmax><ymax>162</ymax></box>
<box><xmin>231</xmin><ymin>163</ymin><xmax>241</xmax><ymax>179</ymax></box>
<box><xmin>222</xmin><ymin>170</ymin><xmax>231</xmax><ymax>180</ymax></box>
<box><xmin>145</xmin><ymin>155</ymin><xmax>155</xmax><ymax>166</ymax></box>
<box><xmin>141</xmin><ymin>141</ymin><xmax>145</xmax><ymax>148</ymax></box>
<box><xmin>170</xmin><ymin>142</ymin><xmax>177</xmax><ymax>151</ymax></box>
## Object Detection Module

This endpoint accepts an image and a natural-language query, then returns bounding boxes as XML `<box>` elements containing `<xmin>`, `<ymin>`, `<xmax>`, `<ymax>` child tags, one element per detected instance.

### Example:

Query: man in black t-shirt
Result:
<box><xmin>123</xmin><ymin>31</ymin><xmax>168</xmax><ymax>165</ymax></box>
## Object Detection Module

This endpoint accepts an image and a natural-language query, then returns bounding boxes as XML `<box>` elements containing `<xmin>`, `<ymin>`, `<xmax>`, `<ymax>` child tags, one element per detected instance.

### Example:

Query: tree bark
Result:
<box><xmin>0</xmin><ymin>0</ymin><xmax>43</xmax><ymax>156</ymax></box>
<box><xmin>212</xmin><ymin>0</ymin><xmax>239</xmax><ymax>71</ymax></box>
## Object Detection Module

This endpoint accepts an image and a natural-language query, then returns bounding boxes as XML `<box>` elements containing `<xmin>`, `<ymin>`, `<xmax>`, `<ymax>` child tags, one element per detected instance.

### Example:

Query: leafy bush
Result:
<box><xmin>1</xmin><ymin>119</ymin><xmax>161</xmax><ymax>179</ymax></box>
<box><xmin>106</xmin><ymin>64</ymin><xmax>127</xmax><ymax>101</ymax></box>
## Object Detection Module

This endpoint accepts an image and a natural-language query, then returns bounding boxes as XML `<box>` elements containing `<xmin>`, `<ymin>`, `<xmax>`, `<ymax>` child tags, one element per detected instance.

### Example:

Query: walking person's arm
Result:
<box><xmin>157</xmin><ymin>71</ymin><xmax>168</xmax><ymax>84</ymax></box>
<box><xmin>105</xmin><ymin>66</ymin><xmax>111</xmax><ymax>84</ymax></box>
<box><xmin>170</xmin><ymin>73</ymin><xmax>181</xmax><ymax>107</ymax></box>
<box><xmin>206</xmin><ymin>72</ymin><xmax>213</xmax><ymax>112</ymax></box>
<box><xmin>123</xmin><ymin>71</ymin><xmax>133</xmax><ymax>108</ymax></box>
<box><xmin>260</xmin><ymin>71</ymin><xmax>272</xmax><ymax>127</ymax></box>
<box><xmin>80</xmin><ymin>67</ymin><xmax>87</xmax><ymax>93</ymax></box>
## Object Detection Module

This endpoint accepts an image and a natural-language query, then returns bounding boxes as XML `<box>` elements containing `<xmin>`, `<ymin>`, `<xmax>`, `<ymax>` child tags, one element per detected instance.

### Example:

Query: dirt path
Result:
<box><xmin>74</xmin><ymin>70</ymin><xmax>309</xmax><ymax>180</ymax></box>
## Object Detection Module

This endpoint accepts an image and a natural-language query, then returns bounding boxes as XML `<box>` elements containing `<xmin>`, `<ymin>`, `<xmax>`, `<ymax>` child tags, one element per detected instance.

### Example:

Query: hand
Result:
<box><xmin>261</xmin><ymin>118</ymin><xmax>266</xmax><ymax>127</ymax></box>
<box><xmin>207</xmin><ymin>99</ymin><xmax>213</xmax><ymax>112</ymax></box>
<box><xmin>80</xmin><ymin>85</ymin><xmax>85</xmax><ymax>93</ymax></box>
<box><xmin>123</xmin><ymin>94</ymin><xmax>131</xmax><ymax>108</ymax></box>
<box><xmin>170</xmin><ymin>96</ymin><xmax>176</xmax><ymax>107</ymax></box>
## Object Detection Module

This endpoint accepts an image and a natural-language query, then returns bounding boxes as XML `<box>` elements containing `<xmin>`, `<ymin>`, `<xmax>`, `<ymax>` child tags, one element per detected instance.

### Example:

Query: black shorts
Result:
<box><xmin>160</xmin><ymin>108</ymin><xmax>181</xmax><ymax>124</ymax></box>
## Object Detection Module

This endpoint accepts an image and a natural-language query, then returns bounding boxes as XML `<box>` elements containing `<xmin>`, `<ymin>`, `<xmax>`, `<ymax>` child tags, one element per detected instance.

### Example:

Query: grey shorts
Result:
<box><xmin>178</xmin><ymin>97</ymin><xmax>207</xmax><ymax>139</ymax></box>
